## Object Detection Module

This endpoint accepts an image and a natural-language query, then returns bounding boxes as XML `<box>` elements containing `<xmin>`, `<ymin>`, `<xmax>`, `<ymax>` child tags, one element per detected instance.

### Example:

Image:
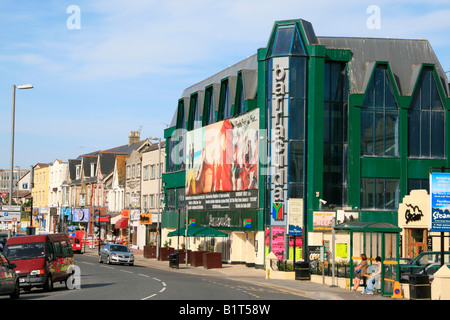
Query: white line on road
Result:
<box><xmin>120</xmin><ymin>269</ymin><xmax>133</xmax><ymax>274</ymax></box>
<box><xmin>141</xmin><ymin>294</ymin><xmax>157</xmax><ymax>300</ymax></box>
<box><xmin>139</xmin><ymin>274</ymin><xmax>150</xmax><ymax>278</ymax></box>
<box><xmin>81</xmin><ymin>262</ymin><xmax>95</xmax><ymax>265</ymax></box>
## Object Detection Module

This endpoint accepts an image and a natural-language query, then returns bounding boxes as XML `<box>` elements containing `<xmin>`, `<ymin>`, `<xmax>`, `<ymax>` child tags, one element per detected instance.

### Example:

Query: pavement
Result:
<box><xmin>81</xmin><ymin>247</ymin><xmax>404</xmax><ymax>301</ymax></box>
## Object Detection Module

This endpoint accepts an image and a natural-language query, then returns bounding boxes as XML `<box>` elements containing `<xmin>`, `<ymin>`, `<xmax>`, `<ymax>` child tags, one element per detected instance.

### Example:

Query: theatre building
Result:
<box><xmin>162</xmin><ymin>18</ymin><xmax>450</xmax><ymax>268</ymax></box>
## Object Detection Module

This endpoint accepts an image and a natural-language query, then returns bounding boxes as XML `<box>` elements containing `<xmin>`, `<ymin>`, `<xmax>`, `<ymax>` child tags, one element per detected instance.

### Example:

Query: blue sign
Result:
<box><xmin>430</xmin><ymin>173</ymin><xmax>450</xmax><ymax>232</ymax></box>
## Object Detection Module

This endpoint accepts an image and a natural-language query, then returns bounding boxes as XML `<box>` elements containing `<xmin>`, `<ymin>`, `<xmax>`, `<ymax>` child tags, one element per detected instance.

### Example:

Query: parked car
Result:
<box><xmin>99</xmin><ymin>244</ymin><xmax>134</xmax><ymax>266</ymax></box>
<box><xmin>0</xmin><ymin>252</ymin><xmax>20</xmax><ymax>299</ymax></box>
<box><xmin>403</xmin><ymin>263</ymin><xmax>450</xmax><ymax>283</ymax></box>
<box><xmin>3</xmin><ymin>233</ymin><xmax>75</xmax><ymax>292</ymax></box>
<box><xmin>400</xmin><ymin>251</ymin><xmax>450</xmax><ymax>282</ymax></box>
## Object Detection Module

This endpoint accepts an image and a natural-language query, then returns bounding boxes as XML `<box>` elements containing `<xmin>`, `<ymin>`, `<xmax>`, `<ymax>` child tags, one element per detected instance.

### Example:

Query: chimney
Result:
<box><xmin>128</xmin><ymin>130</ymin><xmax>140</xmax><ymax>145</ymax></box>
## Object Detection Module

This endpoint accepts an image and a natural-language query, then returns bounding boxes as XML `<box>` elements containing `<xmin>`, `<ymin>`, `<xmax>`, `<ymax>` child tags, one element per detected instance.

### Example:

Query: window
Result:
<box><xmin>407</xmin><ymin>178</ymin><xmax>429</xmax><ymax>194</ymax></box>
<box><xmin>323</xmin><ymin>61</ymin><xmax>348</xmax><ymax>206</ymax></box>
<box><xmin>220</xmin><ymin>80</ymin><xmax>231</xmax><ymax>120</ymax></box>
<box><xmin>143</xmin><ymin>165</ymin><xmax>149</xmax><ymax>180</ymax></box>
<box><xmin>235</xmin><ymin>73</ymin><xmax>245</xmax><ymax>116</ymax></box>
<box><xmin>361</xmin><ymin>65</ymin><xmax>399</xmax><ymax>157</ymax></box>
<box><xmin>361</xmin><ymin>177</ymin><xmax>399</xmax><ymax>210</ymax></box>
<box><xmin>204</xmin><ymin>86</ymin><xmax>215</xmax><ymax>125</ymax></box>
<box><xmin>166</xmin><ymin>189</ymin><xmax>175</xmax><ymax>211</ymax></box>
<box><xmin>408</xmin><ymin>68</ymin><xmax>445</xmax><ymax>158</ymax></box>
<box><xmin>150</xmin><ymin>165</ymin><xmax>155</xmax><ymax>179</ymax></box>
<box><xmin>126</xmin><ymin>165</ymin><xmax>130</xmax><ymax>179</ymax></box>
<box><xmin>150</xmin><ymin>194</ymin><xmax>154</xmax><ymax>208</ymax></box>
<box><xmin>76</xmin><ymin>165</ymin><xmax>81</xmax><ymax>179</ymax></box>
<box><xmin>190</xmin><ymin>94</ymin><xmax>201</xmax><ymax>130</ymax></box>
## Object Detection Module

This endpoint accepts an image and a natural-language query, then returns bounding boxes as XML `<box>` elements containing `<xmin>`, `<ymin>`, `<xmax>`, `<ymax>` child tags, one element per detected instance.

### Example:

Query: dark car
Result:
<box><xmin>400</xmin><ymin>251</ymin><xmax>450</xmax><ymax>282</ymax></box>
<box><xmin>98</xmin><ymin>244</ymin><xmax>134</xmax><ymax>266</ymax></box>
<box><xmin>0</xmin><ymin>252</ymin><xmax>20</xmax><ymax>299</ymax></box>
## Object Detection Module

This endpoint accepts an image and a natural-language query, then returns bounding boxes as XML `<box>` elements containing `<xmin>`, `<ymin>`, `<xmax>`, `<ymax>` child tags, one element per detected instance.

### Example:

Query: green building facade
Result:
<box><xmin>162</xmin><ymin>19</ymin><xmax>450</xmax><ymax>267</ymax></box>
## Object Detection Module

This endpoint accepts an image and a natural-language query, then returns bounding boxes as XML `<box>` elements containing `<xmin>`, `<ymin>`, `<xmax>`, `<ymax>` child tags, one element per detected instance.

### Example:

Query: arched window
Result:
<box><xmin>408</xmin><ymin>67</ymin><xmax>445</xmax><ymax>158</ymax></box>
<box><xmin>361</xmin><ymin>65</ymin><xmax>399</xmax><ymax>157</ymax></box>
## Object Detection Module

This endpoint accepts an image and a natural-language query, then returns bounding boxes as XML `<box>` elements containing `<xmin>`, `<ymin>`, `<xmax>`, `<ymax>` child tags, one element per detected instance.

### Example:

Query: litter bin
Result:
<box><xmin>295</xmin><ymin>261</ymin><xmax>310</xmax><ymax>280</ymax></box>
<box><xmin>409</xmin><ymin>274</ymin><xmax>431</xmax><ymax>300</ymax></box>
<box><xmin>169</xmin><ymin>253</ymin><xmax>179</xmax><ymax>269</ymax></box>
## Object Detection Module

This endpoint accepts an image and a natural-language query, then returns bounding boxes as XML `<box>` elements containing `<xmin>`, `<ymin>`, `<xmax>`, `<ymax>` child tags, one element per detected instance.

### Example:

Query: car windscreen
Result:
<box><xmin>110</xmin><ymin>245</ymin><xmax>130</xmax><ymax>252</ymax></box>
<box><xmin>4</xmin><ymin>242</ymin><xmax>46</xmax><ymax>260</ymax></box>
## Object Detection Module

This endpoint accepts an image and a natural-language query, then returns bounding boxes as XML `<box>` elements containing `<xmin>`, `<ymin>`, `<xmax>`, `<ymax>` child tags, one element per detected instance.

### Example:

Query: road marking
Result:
<box><xmin>141</xmin><ymin>294</ymin><xmax>157</xmax><ymax>300</ymax></box>
<box><xmin>139</xmin><ymin>273</ymin><xmax>150</xmax><ymax>278</ymax></box>
<box><xmin>81</xmin><ymin>262</ymin><xmax>95</xmax><ymax>265</ymax></box>
<box><xmin>120</xmin><ymin>269</ymin><xmax>133</xmax><ymax>274</ymax></box>
<box><xmin>153</xmin><ymin>277</ymin><xmax>161</xmax><ymax>282</ymax></box>
<box><xmin>159</xmin><ymin>287</ymin><xmax>166</xmax><ymax>293</ymax></box>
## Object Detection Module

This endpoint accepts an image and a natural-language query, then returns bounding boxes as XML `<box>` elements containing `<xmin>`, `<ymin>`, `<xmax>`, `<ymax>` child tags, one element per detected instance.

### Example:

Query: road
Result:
<box><xmin>6</xmin><ymin>253</ymin><xmax>310</xmax><ymax>302</ymax></box>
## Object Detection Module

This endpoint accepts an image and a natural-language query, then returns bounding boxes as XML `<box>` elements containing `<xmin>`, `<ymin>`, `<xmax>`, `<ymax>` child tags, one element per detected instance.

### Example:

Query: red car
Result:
<box><xmin>3</xmin><ymin>233</ymin><xmax>75</xmax><ymax>292</ymax></box>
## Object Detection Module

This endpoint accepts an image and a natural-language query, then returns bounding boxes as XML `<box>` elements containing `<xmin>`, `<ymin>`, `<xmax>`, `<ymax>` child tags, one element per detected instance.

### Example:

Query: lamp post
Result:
<box><xmin>149</xmin><ymin>137</ymin><xmax>161</xmax><ymax>260</ymax></box>
<box><xmin>10</xmin><ymin>84</ymin><xmax>33</xmax><ymax>205</ymax></box>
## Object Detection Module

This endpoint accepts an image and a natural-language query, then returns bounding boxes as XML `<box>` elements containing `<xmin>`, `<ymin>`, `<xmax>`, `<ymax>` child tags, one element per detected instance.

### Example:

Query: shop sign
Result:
<box><xmin>430</xmin><ymin>173</ymin><xmax>450</xmax><ymax>232</ymax></box>
<box><xmin>398</xmin><ymin>190</ymin><xmax>429</xmax><ymax>228</ymax></box>
<box><xmin>139</xmin><ymin>214</ymin><xmax>152</xmax><ymax>225</ymax></box>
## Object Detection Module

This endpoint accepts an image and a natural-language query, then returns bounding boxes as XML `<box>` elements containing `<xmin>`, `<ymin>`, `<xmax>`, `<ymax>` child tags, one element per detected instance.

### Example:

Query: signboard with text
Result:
<box><xmin>430</xmin><ymin>172</ymin><xmax>450</xmax><ymax>232</ymax></box>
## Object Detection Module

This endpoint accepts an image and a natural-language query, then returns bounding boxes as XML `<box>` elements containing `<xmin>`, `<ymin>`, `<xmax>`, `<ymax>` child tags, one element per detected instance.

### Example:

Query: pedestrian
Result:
<box><xmin>352</xmin><ymin>253</ymin><xmax>368</xmax><ymax>291</ymax></box>
<box><xmin>362</xmin><ymin>256</ymin><xmax>382</xmax><ymax>295</ymax></box>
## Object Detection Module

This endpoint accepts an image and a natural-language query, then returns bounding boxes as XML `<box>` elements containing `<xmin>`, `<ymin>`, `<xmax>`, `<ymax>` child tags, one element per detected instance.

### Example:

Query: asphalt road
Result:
<box><xmin>9</xmin><ymin>253</ymin><xmax>310</xmax><ymax>302</ymax></box>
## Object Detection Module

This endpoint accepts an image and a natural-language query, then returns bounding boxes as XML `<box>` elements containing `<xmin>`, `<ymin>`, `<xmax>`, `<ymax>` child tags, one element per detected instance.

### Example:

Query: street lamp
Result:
<box><xmin>149</xmin><ymin>136</ymin><xmax>162</xmax><ymax>259</ymax></box>
<box><xmin>10</xmin><ymin>84</ymin><xmax>33</xmax><ymax>205</ymax></box>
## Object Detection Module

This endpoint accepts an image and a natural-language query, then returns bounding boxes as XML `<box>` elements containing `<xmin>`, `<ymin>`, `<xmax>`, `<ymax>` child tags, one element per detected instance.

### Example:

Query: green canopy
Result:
<box><xmin>167</xmin><ymin>226</ymin><xmax>228</xmax><ymax>237</ymax></box>
<box><xmin>334</xmin><ymin>221</ymin><xmax>401</xmax><ymax>233</ymax></box>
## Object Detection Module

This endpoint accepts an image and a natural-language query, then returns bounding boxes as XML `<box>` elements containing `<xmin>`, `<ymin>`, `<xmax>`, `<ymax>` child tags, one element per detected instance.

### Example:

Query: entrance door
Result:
<box><xmin>405</xmin><ymin>228</ymin><xmax>427</xmax><ymax>259</ymax></box>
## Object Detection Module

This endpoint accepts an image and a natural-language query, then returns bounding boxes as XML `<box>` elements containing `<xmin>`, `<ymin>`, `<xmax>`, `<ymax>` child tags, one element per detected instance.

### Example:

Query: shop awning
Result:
<box><xmin>334</xmin><ymin>221</ymin><xmax>401</xmax><ymax>233</ymax></box>
<box><xmin>115</xmin><ymin>218</ymin><xmax>128</xmax><ymax>229</ymax></box>
<box><xmin>167</xmin><ymin>226</ymin><xmax>228</xmax><ymax>237</ymax></box>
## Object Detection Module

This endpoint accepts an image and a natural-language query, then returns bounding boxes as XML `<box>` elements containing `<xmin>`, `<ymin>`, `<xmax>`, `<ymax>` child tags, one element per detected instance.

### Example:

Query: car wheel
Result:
<box><xmin>43</xmin><ymin>274</ymin><xmax>53</xmax><ymax>292</ymax></box>
<box><xmin>99</xmin><ymin>254</ymin><xmax>103</xmax><ymax>263</ymax></box>
<box><xmin>106</xmin><ymin>255</ymin><xmax>111</xmax><ymax>264</ymax></box>
<box><xmin>10</xmin><ymin>280</ymin><xmax>20</xmax><ymax>299</ymax></box>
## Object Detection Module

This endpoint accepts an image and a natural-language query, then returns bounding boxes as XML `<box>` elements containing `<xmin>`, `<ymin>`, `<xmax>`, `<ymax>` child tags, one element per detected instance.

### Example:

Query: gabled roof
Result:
<box><xmin>317</xmin><ymin>36</ymin><xmax>449</xmax><ymax>97</ymax></box>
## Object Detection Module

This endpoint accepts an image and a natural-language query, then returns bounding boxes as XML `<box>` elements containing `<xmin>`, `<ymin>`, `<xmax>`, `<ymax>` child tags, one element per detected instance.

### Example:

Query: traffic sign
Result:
<box><xmin>1</xmin><ymin>205</ymin><xmax>21</xmax><ymax>212</ymax></box>
<box><xmin>0</xmin><ymin>211</ymin><xmax>21</xmax><ymax>222</ymax></box>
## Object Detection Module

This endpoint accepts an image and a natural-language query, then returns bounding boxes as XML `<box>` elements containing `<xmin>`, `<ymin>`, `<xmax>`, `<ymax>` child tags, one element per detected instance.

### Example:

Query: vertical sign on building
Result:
<box><xmin>270</xmin><ymin>57</ymin><xmax>289</xmax><ymax>225</ymax></box>
<box><xmin>430</xmin><ymin>172</ymin><xmax>450</xmax><ymax>232</ymax></box>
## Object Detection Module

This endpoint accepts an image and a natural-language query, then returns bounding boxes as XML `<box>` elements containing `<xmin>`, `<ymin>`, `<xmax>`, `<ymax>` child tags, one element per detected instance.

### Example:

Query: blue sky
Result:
<box><xmin>0</xmin><ymin>0</ymin><xmax>449</xmax><ymax>169</ymax></box>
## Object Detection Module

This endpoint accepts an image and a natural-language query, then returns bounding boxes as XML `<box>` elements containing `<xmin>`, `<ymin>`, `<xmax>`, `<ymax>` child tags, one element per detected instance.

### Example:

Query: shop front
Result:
<box><xmin>399</xmin><ymin>189</ymin><xmax>450</xmax><ymax>260</ymax></box>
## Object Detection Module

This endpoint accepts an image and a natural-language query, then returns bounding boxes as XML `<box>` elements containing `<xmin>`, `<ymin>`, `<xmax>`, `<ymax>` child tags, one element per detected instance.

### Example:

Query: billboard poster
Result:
<box><xmin>430</xmin><ymin>172</ymin><xmax>450</xmax><ymax>232</ymax></box>
<box><xmin>185</xmin><ymin>109</ymin><xmax>259</xmax><ymax>210</ymax></box>
<box><xmin>72</xmin><ymin>208</ymin><xmax>89</xmax><ymax>222</ymax></box>
<box><xmin>272</xmin><ymin>226</ymin><xmax>285</xmax><ymax>260</ymax></box>
<box><xmin>312</xmin><ymin>211</ymin><xmax>335</xmax><ymax>231</ymax></box>
<box><xmin>288</xmin><ymin>198</ymin><xmax>303</xmax><ymax>236</ymax></box>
